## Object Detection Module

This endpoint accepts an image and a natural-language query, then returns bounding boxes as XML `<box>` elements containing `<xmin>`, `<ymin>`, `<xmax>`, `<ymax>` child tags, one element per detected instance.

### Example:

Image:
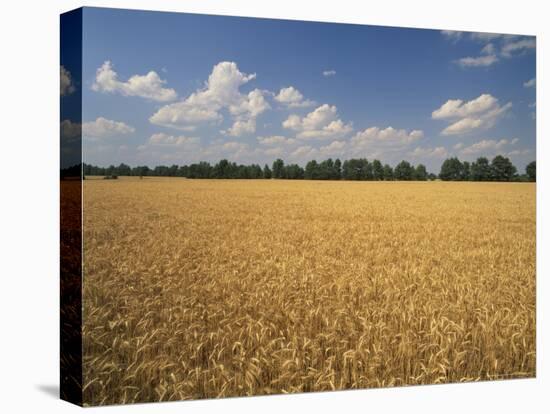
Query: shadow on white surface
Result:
<box><xmin>36</xmin><ymin>384</ymin><xmax>59</xmax><ymax>399</ymax></box>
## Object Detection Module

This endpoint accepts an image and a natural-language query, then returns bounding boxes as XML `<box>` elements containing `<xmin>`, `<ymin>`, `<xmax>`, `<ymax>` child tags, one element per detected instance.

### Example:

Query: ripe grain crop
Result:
<box><xmin>82</xmin><ymin>178</ymin><xmax>535</xmax><ymax>405</ymax></box>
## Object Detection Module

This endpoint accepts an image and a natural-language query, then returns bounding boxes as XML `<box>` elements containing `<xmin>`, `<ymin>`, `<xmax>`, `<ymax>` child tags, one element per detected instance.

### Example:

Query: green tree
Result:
<box><xmin>414</xmin><ymin>164</ymin><xmax>428</xmax><ymax>181</ymax></box>
<box><xmin>305</xmin><ymin>160</ymin><xmax>319</xmax><ymax>179</ymax></box>
<box><xmin>214</xmin><ymin>159</ymin><xmax>230</xmax><ymax>178</ymax></box>
<box><xmin>461</xmin><ymin>161</ymin><xmax>471</xmax><ymax>181</ymax></box>
<box><xmin>439</xmin><ymin>157</ymin><xmax>464</xmax><ymax>181</ymax></box>
<box><xmin>285</xmin><ymin>164</ymin><xmax>305</xmax><ymax>179</ymax></box>
<box><xmin>117</xmin><ymin>163</ymin><xmax>132</xmax><ymax>176</ymax></box>
<box><xmin>490</xmin><ymin>155</ymin><xmax>517</xmax><ymax>181</ymax></box>
<box><xmin>526</xmin><ymin>161</ymin><xmax>536</xmax><ymax>182</ymax></box>
<box><xmin>342</xmin><ymin>158</ymin><xmax>369</xmax><ymax>180</ymax></box>
<box><xmin>372</xmin><ymin>159</ymin><xmax>384</xmax><ymax>180</ymax></box>
<box><xmin>272</xmin><ymin>159</ymin><xmax>285</xmax><ymax>179</ymax></box>
<box><xmin>383</xmin><ymin>164</ymin><xmax>393</xmax><ymax>181</ymax></box>
<box><xmin>470</xmin><ymin>157</ymin><xmax>491</xmax><ymax>181</ymax></box>
<box><xmin>333</xmin><ymin>159</ymin><xmax>342</xmax><ymax>180</ymax></box>
<box><xmin>263</xmin><ymin>164</ymin><xmax>272</xmax><ymax>179</ymax></box>
<box><xmin>318</xmin><ymin>159</ymin><xmax>334</xmax><ymax>180</ymax></box>
<box><xmin>394</xmin><ymin>160</ymin><xmax>414</xmax><ymax>180</ymax></box>
<box><xmin>168</xmin><ymin>164</ymin><xmax>179</xmax><ymax>177</ymax></box>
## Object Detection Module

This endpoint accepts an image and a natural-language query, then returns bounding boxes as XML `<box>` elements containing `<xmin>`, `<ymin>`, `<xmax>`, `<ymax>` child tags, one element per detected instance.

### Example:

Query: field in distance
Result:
<box><xmin>82</xmin><ymin>178</ymin><xmax>535</xmax><ymax>405</ymax></box>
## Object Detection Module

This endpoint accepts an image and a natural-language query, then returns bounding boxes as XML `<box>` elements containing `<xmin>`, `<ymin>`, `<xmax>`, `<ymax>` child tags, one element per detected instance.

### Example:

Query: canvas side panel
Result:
<box><xmin>60</xmin><ymin>8</ymin><xmax>83</xmax><ymax>406</ymax></box>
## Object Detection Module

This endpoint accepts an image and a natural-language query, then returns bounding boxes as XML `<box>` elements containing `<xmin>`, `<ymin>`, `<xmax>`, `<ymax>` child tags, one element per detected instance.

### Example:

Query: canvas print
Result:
<box><xmin>60</xmin><ymin>7</ymin><xmax>536</xmax><ymax>406</ymax></box>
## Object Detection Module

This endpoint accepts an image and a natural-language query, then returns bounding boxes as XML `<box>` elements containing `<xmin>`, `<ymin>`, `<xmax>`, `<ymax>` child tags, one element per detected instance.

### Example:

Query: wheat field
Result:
<box><xmin>82</xmin><ymin>178</ymin><xmax>535</xmax><ymax>405</ymax></box>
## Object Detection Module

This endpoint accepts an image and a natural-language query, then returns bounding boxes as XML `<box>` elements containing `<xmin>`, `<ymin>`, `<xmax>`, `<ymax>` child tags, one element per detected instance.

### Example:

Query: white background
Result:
<box><xmin>0</xmin><ymin>0</ymin><xmax>547</xmax><ymax>412</ymax></box>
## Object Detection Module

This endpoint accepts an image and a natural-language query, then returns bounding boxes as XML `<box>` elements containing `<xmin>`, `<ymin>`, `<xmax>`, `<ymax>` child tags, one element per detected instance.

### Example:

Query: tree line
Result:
<box><xmin>439</xmin><ymin>156</ymin><xmax>535</xmax><ymax>182</ymax></box>
<box><xmin>82</xmin><ymin>155</ymin><xmax>535</xmax><ymax>182</ymax></box>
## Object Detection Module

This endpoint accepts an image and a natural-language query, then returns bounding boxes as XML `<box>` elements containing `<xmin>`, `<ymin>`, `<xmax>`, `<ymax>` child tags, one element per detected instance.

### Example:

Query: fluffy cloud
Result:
<box><xmin>92</xmin><ymin>61</ymin><xmax>177</xmax><ymax>102</ymax></box>
<box><xmin>319</xmin><ymin>140</ymin><xmax>346</xmax><ymax>156</ymax></box>
<box><xmin>290</xmin><ymin>145</ymin><xmax>317</xmax><ymax>159</ymax></box>
<box><xmin>322</xmin><ymin>70</ymin><xmax>336</xmax><ymax>77</ymax></box>
<box><xmin>440</xmin><ymin>118</ymin><xmax>484</xmax><ymax>135</ymax></box>
<box><xmin>148</xmin><ymin>132</ymin><xmax>199</xmax><ymax>146</ymax></box>
<box><xmin>229</xmin><ymin>89</ymin><xmax>271</xmax><ymax>119</ymax></box>
<box><xmin>446</xmin><ymin>32</ymin><xmax>534</xmax><ymax>68</ymax></box>
<box><xmin>257</xmin><ymin>135</ymin><xmax>297</xmax><ymax>146</ymax></box>
<box><xmin>264</xmin><ymin>147</ymin><xmax>284</xmax><ymax>157</ymax></box>
<box><xmin>60</xmin><ymin>119</ymin><xmax>82</xmax><ymax>150</ymax></box>
<box><xmin>82</xmin><ymin>117</ymin><xmax>135</xmax><ymax>139</ymax></box>
<box><xmin>283</xmin><ymin>104</ymin><xmax>353</xmax><ymax>140</ymax></box>
<box><xmin>150</xmin><ymin>61</ymin><xmax>269</xmax><ymax>134</ymax></box>
<box><xmin>351</xmin><ymin>126</ymin><xmax>424</xmax><ymax>149</ymax></box>
<box><xmin>469</xmin><ymin>32</ymin><xmax>512</xmax><ymax>42</ymax></box>
<box><xmin>481</xmin><ymin>43</ymin><xmax>496</xmax><ymax>55</ymax></box>
<box><xmin>455</xmin><ymin>42</ymin><xmax>499</xmax><ymax>68</ymax></box>
<box><xmin>523</xmin><ymin>78</ymin><xmax>536</xmax><ymax>88</ymax></box>
<box><xmin>134</xmin><ymin>134</ymin><xmax>201</xmax><ymax>163</ymax></box>
<box><xmin>150</xmin><ymin>104</ymin><xmax>220</xmax><ymax>129</ymax></box>
<box><xmin>459</xmin><ymin>138</ymin><xmax>515</xmax><ymax>155</ymax></box>
<box><xmin>409</xmin><ymin>146</ymin><xmax>448</xmax><ymax>159</ymax></box>
<box><xmin>60</xmin><ymin>66</ymin><xmax>75</xmax><ymax>96</ymax></box>
<box><xmin>501</xmin><ymin>38</ymin><xmax>536</xmax><ymax>57</ymax></box>
<box><xmin>283</xmin><ymin>104</ymin><xmax>335</xmax><ymax>130</ymax></box>
<box><xmin>432</xmin><ymin>94</ymin><xmax>497</xmax><ymax>119</ymax></box>
<box><xmin>505</xmin><ymin>149</ymin><xmax>532</xmax><ymax>157</ymax></box>
<box><xmin>449</xmin><ymin>138</ymin><xmax>530</xmax><ymax>162</ymax></box>
<box><xmin>206</xmin><ymin>141</ymin><xmax>255</xmax><ymax>160</ymax></box>
<box><xmin>432</xmin><ymin>94</ymin><xmax>511</xmax><ymax>136</ymax></box>
<box><xmin>346</xmin><ymin>126</ymin><xmax>424</xmax><ymax>162</ymax></box>
<box><xmin>457</xmin><ymin>54</ymin><xmax>498</xmax><ymax>67</ymax></box>
<box><xmin>287</xmin><ymin>140</ymin><xmax>347</xmax><ymax>161</ymax></box>
<box><xmin>223</xmin><ymin>119</ymin><xmax>256</xmax><ymax>137</ymax></box>
<box><xmin>274</xmin><ymin>86</ymin><xmax>315</xmax><ymax>108</ymax></box>
<box><xmin>61</xmin><ymin>119</ymin><xmax>80</xmax><ymax>140</ymax></box>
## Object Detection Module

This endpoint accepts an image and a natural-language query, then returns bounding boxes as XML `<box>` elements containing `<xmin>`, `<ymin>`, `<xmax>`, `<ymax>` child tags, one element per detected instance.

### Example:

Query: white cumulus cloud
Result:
<box><xmin>150</xmin><ymin>61</ymin><xmax>269</xmax><ymax>135</ymax></box>
<box><xmin>409</xmin><ymin>146</ymin><xmax>448</xmax><ymax>159</ymax></box>
<box><xmin>351</xmin><ymin>126</ymin><xmax>424</xmax><ymax>149</ymax></box>
<box><xmin>446</xmin><ymin>32</ymin><xmax>534</xmax><ymax>68</ymax></box>
<box><xmin>432</xmin><ymin>94</ymin><xmax>511</xmax><ymax>136</ymax></box>
<box><xmin>257</xmin><ymin>135</ymin><xmax>297</xmax><ymax>146</ymax></box>
<box><xmin>319</xmin><ymin>140</ymin><xmax>346</xmax><ymax>156</ymax></box>
<box><xmin>459</xmin><ymin>138</ymin><xmax>513</xmax><ymax>155</ymax></box>
<box><xmin>291</xmin><ymin>145</ymin><xmax>318</xmax><ymax>159</ymax></box>
<box><xmin>148</xmin><ymin>132</ymin><xmax>199</xmax><ymax>146</ymax></box>
<box><xmin>82</xmin><ymin>117</ymin><xmax>135</xmax><ymax>139</ymax></box>
<box><xmin>274</xmin><ymin>86</ymin><xmax>315</xmax><ymax>108</ymax></box>
<box><xmin>60</xmin><ymin>66</ymin><xmax>75</xmax><ymax>96</ymax></box>
<box><xmin>230</xmin><ymin>89</ymin><xmax>271</xmax><ymax>119</ymax></box>
<box><xmin>223</xmin><ymin>119</ymin><xmax>257</xmax><ymax>137</ymax></box>
<box><xmin>92</xmin><ymin>61</ymin><xmax>177</xmax><ymax>102</ymax></box>
<box><xmin>61</xmin><ymin>119</ymin><xmax>80</xmax><ymax>140</ymax></box>
<box><xmin>283</xmin><ymin>104</ymin><xmax>352</xmax><ymax>140</ymax></box>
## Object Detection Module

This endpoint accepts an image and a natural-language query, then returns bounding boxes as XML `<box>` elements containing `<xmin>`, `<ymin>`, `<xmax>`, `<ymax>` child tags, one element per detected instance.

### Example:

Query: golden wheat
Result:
<box><xmin>82</xmin><ymin>178</ymin><xmax>535</xmax><ymax>405</ymax></box>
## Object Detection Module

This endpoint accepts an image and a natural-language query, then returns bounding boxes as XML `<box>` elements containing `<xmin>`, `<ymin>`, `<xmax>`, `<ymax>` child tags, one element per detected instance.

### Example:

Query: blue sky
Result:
<box><xmin>62</xmin><ymin>7</ymin><xmax>536</xmax><ymax>172</ymax></box>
